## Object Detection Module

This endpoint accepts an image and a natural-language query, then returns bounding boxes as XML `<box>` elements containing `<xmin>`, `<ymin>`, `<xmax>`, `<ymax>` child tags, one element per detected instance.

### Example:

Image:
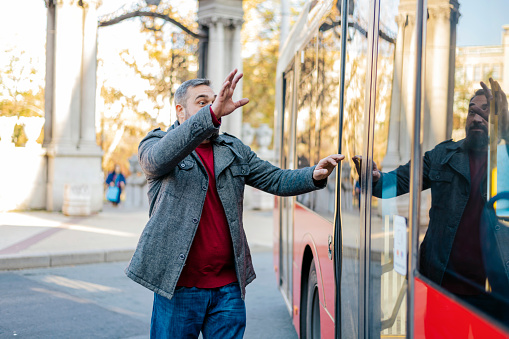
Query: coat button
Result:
<box><xmin>435</xmin><ymin>175</ymin><xmax>440</xmax><ymax>179</ymax></box>
<box><xmin>192</xmin><ymin>122</ymin><xmax>199</xmax><ymax>128</ymax></box>
<box><xmin>506</xmin><ymin>261</ymin><xmax>509</xmax><ymax>267</ymax></box>
<box><xmin>192</xmin><ymin>217</ymin><xmax>199</xmax><ymax>223</ymax></box>
<box><xmin>180</xmin><ymin>163</ymin><xmax>186</xmax><ymax>168</ymax></box>
<box><xmin>241</xmin><ymin>169</ymin><xmax>246</xmax><ymax>174</ymax></box>
<box><xmin>495</xmin><ymin>225</ymin><xmax>501</xmax><ymax>231</ymax></box>
<box><xmin>202</xmin><ymin>185</ymin><xmax>207</xmax><ymax>191</ymax></box>
<box><xmin>179</xmin><ymin>254</ymin><xmax>185</xmax><ymax>260</ymax></box>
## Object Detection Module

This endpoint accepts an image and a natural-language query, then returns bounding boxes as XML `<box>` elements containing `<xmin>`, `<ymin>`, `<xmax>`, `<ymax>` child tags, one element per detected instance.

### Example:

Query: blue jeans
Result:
<box><xmin>150</xmin><ymin>282</ymin><xmax>246</xmax><ymax>339</ymax></box>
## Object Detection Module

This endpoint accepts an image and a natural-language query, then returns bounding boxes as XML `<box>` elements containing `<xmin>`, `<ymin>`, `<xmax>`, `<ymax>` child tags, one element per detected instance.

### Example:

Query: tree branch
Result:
<box><xmin>98</xmin><ymin>11</ymin><xmax>207</xmax><ymax>40</ymax></box>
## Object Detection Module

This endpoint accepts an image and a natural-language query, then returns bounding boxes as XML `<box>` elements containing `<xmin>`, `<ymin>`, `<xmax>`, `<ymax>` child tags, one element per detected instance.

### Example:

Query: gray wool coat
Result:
<box><xmin>125</xmin><ymin>105</ymin><xmax>326</xmax><ymax>300</ymax></box>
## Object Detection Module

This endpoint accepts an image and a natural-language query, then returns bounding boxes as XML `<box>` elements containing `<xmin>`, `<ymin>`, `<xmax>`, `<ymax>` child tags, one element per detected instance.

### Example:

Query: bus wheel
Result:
<box><xmin>306</xmin><ymin>260</ymin><xmax>321</xmax><ymax>339</ymax></box>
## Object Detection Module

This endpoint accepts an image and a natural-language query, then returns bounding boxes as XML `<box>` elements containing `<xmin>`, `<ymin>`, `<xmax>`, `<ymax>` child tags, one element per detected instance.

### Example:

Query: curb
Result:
<box><xmin>0</xmin><ymin>248</ymin><xmax>134</xmax><ymax>271</ymax></box>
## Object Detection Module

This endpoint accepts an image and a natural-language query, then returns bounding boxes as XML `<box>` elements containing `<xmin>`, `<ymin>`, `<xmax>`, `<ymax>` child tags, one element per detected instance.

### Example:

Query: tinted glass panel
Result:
<box><xmin>366</xmin><ymin>0</ymin><xmax>405</xmax><ymax>336</ymax></box>
<box><xmin>340</xmin><ymin>0</ymin><xmax>370</xmax><ymax>335</ymax></box>
<box><xmin>296</xmin><ymin>38</ymin><xmax>316</xmax><ymax>209</ymax></box>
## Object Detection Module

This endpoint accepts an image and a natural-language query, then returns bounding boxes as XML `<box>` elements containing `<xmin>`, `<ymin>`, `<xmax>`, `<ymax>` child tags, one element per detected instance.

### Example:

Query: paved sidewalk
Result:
<box><xmin>0</xmin><ymin>204</ymin><xmax>274</xmax><ymax>270</ymax></box>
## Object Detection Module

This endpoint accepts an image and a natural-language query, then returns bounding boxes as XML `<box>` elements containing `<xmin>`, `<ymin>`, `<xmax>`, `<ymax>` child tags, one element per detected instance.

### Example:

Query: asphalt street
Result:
<box><xmin>0</xmin><ymin>247</ymin><xmax>298</xmax><ymax>339</ymax></box>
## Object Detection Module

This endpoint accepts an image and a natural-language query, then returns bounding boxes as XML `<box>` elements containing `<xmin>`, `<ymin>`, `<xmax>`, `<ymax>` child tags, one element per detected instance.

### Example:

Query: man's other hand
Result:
<box><xmin>211</xmin><ymin>69</ymin><xmax>249</xmax><ymax>119</ymax></box>
<box><xmin>313</xmin><ymin>154</ymin><xmax>345</xmax><ymax>181</ymax></box>
<box><xmin>352</xmin><ymin>155</ymin><xmax>381</xmax><ymax>182</ymax></box>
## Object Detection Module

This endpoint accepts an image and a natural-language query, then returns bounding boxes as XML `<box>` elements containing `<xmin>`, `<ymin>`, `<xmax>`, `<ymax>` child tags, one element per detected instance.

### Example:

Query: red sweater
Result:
<box><xmin>442</xmin><ymin>150</ymin><xmax>487</xmax><ymax>295</ymax></box>
<box><xmin>176</xmin><ymin>108</ymin><xmax>238</xmax><ymax>288</ymax></box>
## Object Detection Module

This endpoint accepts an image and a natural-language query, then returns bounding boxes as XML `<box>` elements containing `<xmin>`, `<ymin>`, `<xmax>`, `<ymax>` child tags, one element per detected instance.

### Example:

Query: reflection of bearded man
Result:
<box><xmin>464</xmin><ymin>88</ymin><xmax>490</xmax><ymax>151</ymax></box>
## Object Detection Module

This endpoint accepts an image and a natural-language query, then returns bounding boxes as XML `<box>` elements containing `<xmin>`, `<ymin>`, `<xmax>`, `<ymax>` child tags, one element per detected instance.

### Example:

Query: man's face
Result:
<box><xmin>465</xmin><ymin>94</ymin><xmax>490</xmax><ymax>149</ymax></box>
<box><xmin>176</xmin><ymin>85</ymin><xmax>216</xmax><ymax>123</ymax></box>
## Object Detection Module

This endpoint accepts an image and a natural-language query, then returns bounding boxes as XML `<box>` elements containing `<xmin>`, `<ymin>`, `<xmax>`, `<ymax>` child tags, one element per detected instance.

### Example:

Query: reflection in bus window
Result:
<box><xmin>339</xmin><ymin>0</ymin><xmax>370</xmax><ymax>336</ymax></box>
<box><xmin>354</xmin><ymin>0</ymin><xmax>509</xmax><ymax>334</ymax></box>
<box><xmin>296</xmin><ymin>38</ymin><xmax>316</xmax><ymax>209</ymax></box>
<box><xmin>367</xmin><ymin>0</ymin><xmax>402</xmax><ymax>336</ymax></box>
<box><xmin>369</xmin><ymin>83</ymin><xmax>509</xmax><ymax>328</ymax></box>
<box><xmin>355</xmin><ymin>1</ymin><xmax>509</xmax><ymax>331</ymax></box>
<box><xmin>310</xmin><ymin>17</ymin><xmax>342</xmax><ymax>222</ymax></box>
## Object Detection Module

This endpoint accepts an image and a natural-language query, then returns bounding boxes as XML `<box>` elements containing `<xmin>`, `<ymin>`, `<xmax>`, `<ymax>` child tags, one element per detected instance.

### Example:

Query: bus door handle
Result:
<box><xmin>328</xmin><ymin>234</ymin><xmax>333</xmax><ymax>260</ymax></box>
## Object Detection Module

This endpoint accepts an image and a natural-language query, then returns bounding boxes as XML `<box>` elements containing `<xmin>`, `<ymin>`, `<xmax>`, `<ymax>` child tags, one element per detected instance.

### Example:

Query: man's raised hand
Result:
<box><xmin>211</xmin><ymin>69</ymin><xmax>249</xmax><ymax>119</ymax></box>
<box><xmin>352</xmin><ymin>155</ymin><xmax>381</xmax><ymax>182</ymax></box>
<box><xmin>313</xmin><ymin>154</ymin><xmax>345</xmax><ymax>181</ymax></box>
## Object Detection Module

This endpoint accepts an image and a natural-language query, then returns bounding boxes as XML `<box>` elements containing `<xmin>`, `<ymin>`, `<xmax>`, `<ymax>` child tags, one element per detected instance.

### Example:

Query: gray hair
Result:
<box><xmin>174</xmin><ymin>78</ymin><xmax>211</xmax><ymax>108</ymax></box>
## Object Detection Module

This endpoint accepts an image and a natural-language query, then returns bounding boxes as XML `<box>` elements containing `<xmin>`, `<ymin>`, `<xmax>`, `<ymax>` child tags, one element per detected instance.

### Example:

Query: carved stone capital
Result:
<box><xmin>199</xmin><ymin>16</ymin><xmax>243</xmax><ymax>28</ymax></box>
<box><xmin>428</xmin><ymin>5</ymin><xmax>460</xmax><ymax>24</ymax></box>
<box><xmin>395</xmin><ymin>14</ymin><xmax>408</xmax><ymax>28</ymax></box>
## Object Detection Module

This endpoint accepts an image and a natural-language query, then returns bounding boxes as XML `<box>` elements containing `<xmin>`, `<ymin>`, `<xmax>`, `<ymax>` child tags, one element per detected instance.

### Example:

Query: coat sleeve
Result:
<box><xmin>243</xmin><ymin>145</ymin><xmax>325</xmax><ymax>196</ymax></box>
<box><xmin>372</xmin><ymin>149</ymin><xmax>433</xmax><ymax>199</ymax></box>
<box><xmin>138</xmin><ymin>106</ymin><xmax>220</xmax><ymax>179</ymax></box>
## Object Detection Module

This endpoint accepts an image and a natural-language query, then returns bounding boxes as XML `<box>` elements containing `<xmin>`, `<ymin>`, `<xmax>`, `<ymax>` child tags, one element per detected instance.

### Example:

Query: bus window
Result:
<box><xmin>311</xmin><ymin>14</ymin><xmax>342</xmax><ymax>222</ymax></box>
<box><xmin>367</xmin><ymin>0</ymin><xmax>509</xmax><ymax>335</ymax></box>
<box><xmin>339</xmin><ymin>0</ymin><xmax>370</xmax><ymax>336</ymax></box>
<box><xmin>296</xmin><ymin>37</ymin><xmax>317</xmax><ymax>209</ymax></box>
<box><xmin>418</xmin><ymin>0</ymin><xmax>509</xmax><ymax>332</ymax></box>
<box><xmin>362</xmin><ymin>0</ymin><xmax>405</xmax><ymax>337</ymax></box>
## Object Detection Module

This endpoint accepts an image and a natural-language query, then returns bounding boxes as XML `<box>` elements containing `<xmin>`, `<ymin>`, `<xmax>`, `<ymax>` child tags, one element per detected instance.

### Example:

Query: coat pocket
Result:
<box><xmin>230</xmin><ymin>164</ymin><xmax>250</xmax><ymax>177</ymax></box>
<box><xmin>429</xmin><ymin>169</ymin><xmax>453</xmax><ymax>182</ymax></box>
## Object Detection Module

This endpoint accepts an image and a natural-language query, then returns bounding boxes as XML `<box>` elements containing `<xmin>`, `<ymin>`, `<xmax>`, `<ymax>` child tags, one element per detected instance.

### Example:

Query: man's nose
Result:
<box><xmin>473</xmin><ymin>112</ymin><xmax>486</xmax><ymax>123</ymax></box>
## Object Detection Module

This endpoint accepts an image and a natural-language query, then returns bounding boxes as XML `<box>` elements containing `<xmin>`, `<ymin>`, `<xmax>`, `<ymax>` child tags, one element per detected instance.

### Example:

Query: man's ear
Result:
<box><xmin>176</xmin><ymin>104</ymin><xmax>185</xmax><ymax>123</ymax></box>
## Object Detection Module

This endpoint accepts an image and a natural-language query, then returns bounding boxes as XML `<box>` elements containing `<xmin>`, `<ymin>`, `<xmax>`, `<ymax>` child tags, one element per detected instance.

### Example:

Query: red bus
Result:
<box><xmin>273</xmin><ymin>0</ymin><xmax>509</xmax><ymax>338</ymax></box>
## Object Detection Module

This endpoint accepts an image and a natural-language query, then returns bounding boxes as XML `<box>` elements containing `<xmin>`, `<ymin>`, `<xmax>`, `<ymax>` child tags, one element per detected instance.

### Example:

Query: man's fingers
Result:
<box><xmin>331</xmin><ymin>154</ymin><xmax>345</xmax><ymax>161</ymax></box>
<box><xmin>233</xmin><ymin>98</ymin><xmax>249</xmax><ymax>109</ymax></box>
<box><xmin>231</xmin><ymin>72</ymin><xmax>243</xmax><ymax>91</ymax></box>
<box><xmin>225</xmin><ymin>69</ymin><xmax>237</xmax><ymax>84</ymax></box>
<box><xmin>218</xmin><ymin>80</ymin><xmax>230</xmax><ymax>98</ymax></box>
<box><xmin>481</xmin><ymin>81</ymin><xmax>493</xmax><ymax>101</ymax></box>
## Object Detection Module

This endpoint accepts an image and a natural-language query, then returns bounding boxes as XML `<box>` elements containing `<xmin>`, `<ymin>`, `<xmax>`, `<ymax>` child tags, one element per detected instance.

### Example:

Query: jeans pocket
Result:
<box><xmin>174</xmin><ymin>286</ymin><xmax>186</xmax><ymax>293</ymax></box>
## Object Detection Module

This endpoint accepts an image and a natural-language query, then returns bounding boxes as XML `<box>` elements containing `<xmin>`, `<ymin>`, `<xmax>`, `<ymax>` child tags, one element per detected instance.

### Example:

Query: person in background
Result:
<box><xmin>105</xmin><ymin>164</ymin><xmax>126</xmax><ymax>206</ymax></box>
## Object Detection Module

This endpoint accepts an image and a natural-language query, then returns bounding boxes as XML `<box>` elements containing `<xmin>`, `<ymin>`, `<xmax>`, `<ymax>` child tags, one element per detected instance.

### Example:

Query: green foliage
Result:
<box><xmin>98</xmin><ymin>1</ymin><xmax>199</xmax><ymax>173</ymax></box>
<box><xmin>0</xmin><ymin>51</ymin><xmax>45</xmax><ymax>146</ymax></box>
<box><xmin>242</xmin><ymin>0</ymin><xmax>305</xmax><ymax>129</ymax></box>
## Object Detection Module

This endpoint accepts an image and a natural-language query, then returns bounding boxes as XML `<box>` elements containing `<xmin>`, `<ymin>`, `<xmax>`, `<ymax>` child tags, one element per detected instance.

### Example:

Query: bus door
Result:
<box><xmin>362</xmin><ymin>0</ymin><xmax>409</xmax><ymax>337</ymax></box>
<box><xmin>412</xmin><ymin>0</ymin><xmax>509</xmax><ymax>336</ymax></box>
<box><xmin>279</xmin><ymin>65</ymin><xmax>296</xmax><ymax>308</ymax></box>
<box><xmin>337</xmin><ymin>0</ymin><xmax>408</xmax><ymax>337</ymax></box>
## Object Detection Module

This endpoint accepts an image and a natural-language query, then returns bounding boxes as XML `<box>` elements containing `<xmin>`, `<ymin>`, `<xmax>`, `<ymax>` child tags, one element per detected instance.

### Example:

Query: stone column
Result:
<box><xmin>44</xmin><ymin>0</ymin><xmax>103</xmax><ymax>213</ymax></box>
<box><xmin>426</xmin><ymin>3</ymin><xmax>459</xmax><ymax>151</ymax></box>
<box><xmin>80</xmin><ymin>0</ymin><xmax>101</xmax><ymax>151</ymax></box>
<box><xmin>400</xmin><ymin>14</ymin><xmax>416</xmax><ymax>162</ymax></box>
<box><xmin>382</xmin><ymin>13</ymin><xmax>407</xmax><ymax>171</ymax></box>
<box><xmin>50</xmin><ymin>0</ymin><xmax>83</xmax><ymax>149</ymax></box>
<box><xmin>198</xmin><ymin>0</ymin><xmax>244</xmax><ymax>136</ymax></box>
<box><xmin>228</xmin><ymin>19</ymin><xmax>244</xmax><ymax>136</ymax></box>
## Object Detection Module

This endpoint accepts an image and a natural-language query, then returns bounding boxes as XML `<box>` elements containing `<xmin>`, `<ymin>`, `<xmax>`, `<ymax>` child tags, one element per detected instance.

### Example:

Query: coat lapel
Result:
<box><xmin>212</xmin><ymin>135</ymin><xmax>237</xmax><ymax>180</ymax></box>
<box><xmin>442</xmin><ymin>140</ymin><xmax>470</xmax><ymax>183</ymax></box>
